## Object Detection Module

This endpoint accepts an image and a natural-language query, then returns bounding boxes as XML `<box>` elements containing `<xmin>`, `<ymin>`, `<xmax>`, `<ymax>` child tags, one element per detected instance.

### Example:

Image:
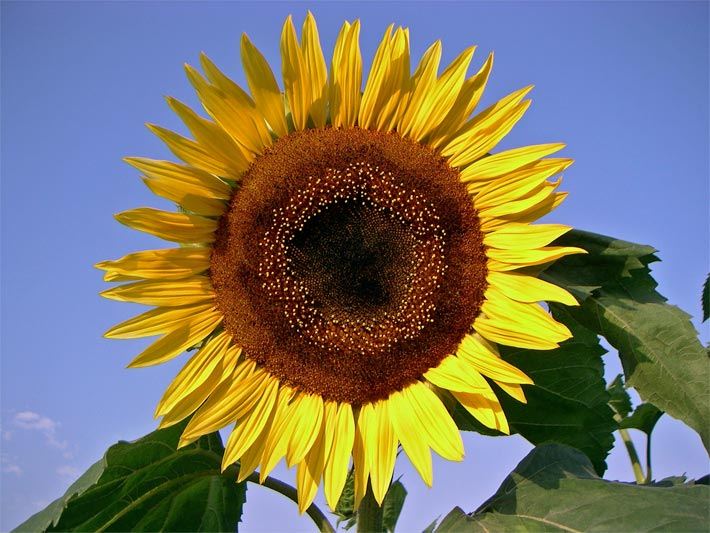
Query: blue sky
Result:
<box><xmin>1</xmin><ymin>1</ymin><xmax>708</xmax><ymax>531</ymax></box>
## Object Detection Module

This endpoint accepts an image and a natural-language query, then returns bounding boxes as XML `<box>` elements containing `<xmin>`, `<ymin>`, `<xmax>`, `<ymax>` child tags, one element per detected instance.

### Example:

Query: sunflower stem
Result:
<box><xmin>357</xmin><ymin>483</ymin><xmax>384</xmax><ymax>533</ymax></box>
<box><xmin>644</xmin><ymin>433</ymin><xmax>653</xmax><ymax>484</ymax></box>
<box><xmin>617</xmin><ymin>427</ymin><xmax>645</xmax><ymax>484</ymax></box>
<box><xmin>246</xmin><ymin>472</ymin><xmax>335</xmax><ymax>533</ymax></box>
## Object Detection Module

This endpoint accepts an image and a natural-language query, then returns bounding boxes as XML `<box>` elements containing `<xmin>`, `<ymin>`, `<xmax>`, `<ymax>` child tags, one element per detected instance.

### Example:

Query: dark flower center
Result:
<box><xmin>290</xmin><ymin>201</ymin><xmax>419</xmax><ymax>317</ymax></box>
<box><xmin>210</xmin><ymin>127</ymin><xmax>487</xmax><ymax>404</ymax></box>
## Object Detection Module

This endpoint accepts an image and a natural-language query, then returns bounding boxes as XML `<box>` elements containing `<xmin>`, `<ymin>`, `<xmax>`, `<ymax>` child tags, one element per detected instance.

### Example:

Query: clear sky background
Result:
<box><xmin>1</xmin><ymin>1</ymin><xmax>708</xmax><ymax>531</ymax></box>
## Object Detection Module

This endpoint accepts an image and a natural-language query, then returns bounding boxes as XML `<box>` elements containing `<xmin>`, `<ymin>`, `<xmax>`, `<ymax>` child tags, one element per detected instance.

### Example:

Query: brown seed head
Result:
<box><xmin>210</xmin><ymin>127</ymin><xmax>487</xmax><ymax>404</ymax></box>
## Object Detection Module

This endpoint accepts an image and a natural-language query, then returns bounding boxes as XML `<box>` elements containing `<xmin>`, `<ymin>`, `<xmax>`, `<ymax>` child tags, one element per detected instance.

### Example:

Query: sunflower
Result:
<box><xmin>98</xmin><ymin>13</ymin><xmax>583</xmax><ymax>512</ymax></box>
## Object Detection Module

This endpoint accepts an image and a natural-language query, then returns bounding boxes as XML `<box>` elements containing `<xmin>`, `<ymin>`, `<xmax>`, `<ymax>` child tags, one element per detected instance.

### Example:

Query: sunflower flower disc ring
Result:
<box><xmin>98</xmin><ymin>13</ymin><xmax>584</xmax><ymax>512</ymax></box>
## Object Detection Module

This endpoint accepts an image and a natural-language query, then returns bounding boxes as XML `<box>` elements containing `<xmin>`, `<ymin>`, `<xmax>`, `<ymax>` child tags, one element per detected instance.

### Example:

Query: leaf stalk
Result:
<box><xmin>246</xmin><ymin>472</ymin><xmax>335</xmax><ymax>533</ymax></box>
<box><xmin>614</xmin><ymin>412</ymin><xmax>645</xmax><ymax>484</ymax></box>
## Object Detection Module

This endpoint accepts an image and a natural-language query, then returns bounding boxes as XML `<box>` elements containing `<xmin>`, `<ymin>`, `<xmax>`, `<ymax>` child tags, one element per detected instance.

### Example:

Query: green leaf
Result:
<box><xmin>422</xmin><ymin>518</ymin><xmax>439</xmax><ymax>533</ymax></box>
<box><xmin>382</xmin><ymin>480</ymin><xmax>407</xmax><ymax>532</ymax></box>
<box><xmin>14</xmin><ymin>422</ymin><xmax>246</xmax><ymax>532</ymax></box>
<box><xmin>495</xmin><ymin>305</ymin><xmax>615</xmax><ymax>475</ymax></box>
<box><xmin>435</xmin><ymin>444</ymin><xmax>709</xmax><ymax>532</ymax></box>
<box><xmin>541</xmin><ymin>229</ymin><xmax>657</xmax><ymax>302</ymax></box>
<box><xmin>619</xmin><ymin>403</ymin><xmax>663</xmax><ymax>436</ymax></box>
<box><xmin>607</xmin><ymin>374</ymin><xmax>632</xmax><ymax>419</ymax></box>
<box><xmin>702</xmin><ymin>273</ymin><xmax>709</xmax><ymax>322</ymax></box>
<box><xmin>544</xmin><ymin>229</ymin><xmax>710</xmax><ymax>450</ymax></box>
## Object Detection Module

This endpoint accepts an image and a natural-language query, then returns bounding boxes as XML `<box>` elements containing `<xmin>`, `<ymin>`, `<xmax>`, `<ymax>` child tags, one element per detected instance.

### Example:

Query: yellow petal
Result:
<box><xmin>178</xmin><ymin>362</ymin><xmax>264</xmax><ymax>444</ymax></box>
<box><xmin>359</xmin><ymin>25</ymin><xmax>410</xmax><ymax>131</ymax></box>
<box><xmin>353</xmin><ymin>404</ymin><xmax>373</xmax><ymax>508</ymax></box>
<box><xmin>436</xmin><ymin>357</ymin><xmax>509</xmax><ymax>434</ymax></box>
<box><xmin>157</xmin><ymin>343</ymin><xmax>240</xmax><ymax>428</ymax></box>
<box><xmin>486</xmin><ymin>245</ymin><xmax>586</xmax><ymax>271</ymax></box>
<box><xmin>457</xmin><ymin>334</ymin><xmax>533</xmax><ymax>384</ymax></box>
<box><xmin>301</xmin><ymin>12</ymin><xmax>328</xmax><ymax>128</ymax></box>
<box><xmin>114</xmin><ymin>208</ymin><xmax>216</xmax><ymax>244</ymax></box>
<box><xmin>389</xmin><ymin>385</ymin><xmax>434</xmax><ymax>486</ymax></box>
<box><xmin>127</xmin><ymin>308</ymin><xmax>222</xmax><ymax>368</ymax></box>
<box><xmin>164</xmin><ymin>99</ymin><xmax>252</xmax><ymax>176</ymax></box>
<box><xmin>461</xmin><ymin>144</ymin><xmax>567</xmax><ymax>183</ymax></box>
<box><xmin>238</xmin><ymin>386</ymin><xmax>294</xmax><ymax>482</ymax></box>
<box><xmin>260</xmin><ymin>386</ymin><xmax>298</xmax><ymax>480</ymax></box>
<box><xmin>222</xmin><ymin>378</ymin><xmax>279</xmax><ymax>469</ymax></box>
<box><xmin>396</xmin><ymin>40</ymin><xmax>444</xmax><ymax>139</ymax></box>
<box><xmin>397</xmin><ymin>381</ymin><xmax>465</xmax><ymax>474</ymax></box>
<box><xmin>442</xmin><ymin>85</ymin><xmax>532</xmax><ymax>164</ymax></box>
<box><xmin>147</xmin><ymin>123</ymin><xmax>244</xmax><ymax>178</ymax></box>
<box><xmin>359</xmin><ymin>401</ymin><xmax>398</xmax><ymax>505</ymax></box>
<box><xmin>155</xmin><ymin>331</ymin><xmax>233</xmax><ymax>417</ymax></box>
<box><xmin>199</xmin><ymin>55</ymin><xmax>275</xmax><ymax>152</ymax></box>
<box><xmin>296</xmin><ymin>453</ymin><xmax>319</xmax><ymax>515</ymax></box>
<box><xmin>103</xmin><ymin>302</ymin><xmax>215</xmax><ymax>339</ymax></box>
<box><xmin>184</xmin><ymin>65</ymin><xmax>269</xmax><ymax>156</ymax></box>
<box><xmin>220</xmin><ymin>343</ymin><xmax>242</xmax><ymax>379</ymax></box>
<box><xmin>286</xmin><ymin>394</ymin><xmax>324</xmax><ymax>467</ymax></box>
<box><xmin>476</xmin><ymin>288</ymin><xmax>572</xmax><ymax>349</ymax></box>
<box><xmin>295</xmin><ymin>404</ymin><xmax>333</xmax><ymax>514</ymax></box>
<box><xmin>102</xmin><ymin>271</ymin><xmax>141</xmax><ymax>282</ymax></box>
<box><xmin>237</xmin><ymin>426</ymin><xmax>270</xmax><ymax>483</ymax></box>
<box><xmin>428</xmin><ymin>52</ymin><xmax>494</xmax><ymax>148</ymax></box>
<box><xmin>474</xmin><ymin>158</ymin><xmax>572</xmax><ymax>209</ymax></box>
<box><xmin>200</xmin><ymin>53</ymin><xmax>271</xmax><ymax>149</ymax></box>
<box><xmin>199</xmin><ymin>53</ymin><xmax>255</xmax><ymax>107</ymax></box>
<box><xmin>487</xmin><ymin>271</ymin><xmax>578</xmax><ymax>306</ymax></box>
<box><xmin>453</xmin><ymin>389</ymin><xmax>509</xmax><ymax>434</ymax></box>
<box><xmin>358</xmin><ymin>24</ymin><xmax>393</xmax><ymax>129</ymax></box>
<box><xmin>124</xmin><ymin>158</ymin><xmax>232</xmax><ymax>198</ymax></box>
<box><xmin>425</xmin><ymin>355</ymin><xmax>493</xmax><ymax>394</ymax></box>
<box><xmin>330</xmin><ymin>21</ymin><xmax>362</xmax><ymax>128</ymax></box>
<box><xmin>479</xmin><ymin>179</ymin><xmax>561</xmax><ymax>220</ymax></box>
<box><xmin>367</xmin><ymin>401</ymin><xmax>398</xmax><ymax>505</ymax></box>
<box><xmin>451</xmin><ymin>100</ymin><xmax>531</xmax><ymax>168</ymax></box>
<box><xmin>100</xmin><ymin>277</ymin><xmax>214</xmax><ymax>307</ymax></box>
<box><xmin>144</xmin><ymin>179</ymin><xmax>226</xmax><ymax>217</ymax></box>
<box><xmin>159</xmin><ymin>367</ymin><xmax>225</xmax><ymax>429</ymax></box>
<box><xmin>324</xmin><ymin>403</ymin><xmax>354</xmax><ymax>510</ymax></box>
<box><xmin>179</xmin><ymin>361</ymin><xmax>269</xmax><ymax>443</ymax></box>
<box><xmin>484</xmin><ymin>223</ymin><xmax>572</xmax><ymax>250</ymax></box>
<box><xmin>281</xmin><ymin>16</ymin><xmax>309</xmax><ymax>130</ymax></box>
<box><xmin>241</xmin><ymin>34</ymin><xmax>288</xmax><ymax>138</ymax></box>
<box><xmin>377</xmin><ymin>27</ymin><xmax>410</xmax><ymax>132</ymax></box>
<box><xmin>96</xmin><ymin>247</ymin><xmax>211</xmax><ymax>281</ymax></box>
<box><xmin>403</xmin><ymin>46</ymin><xmax>475</xmax><ymax>142</ymax></box>
<box><xmin>512</xmin><ymin>191</ymin><xmax>569</xmax><ymax>226</ymax></box>
<box><xmin>483</xmin><ymin>286</ymin><xmax>572</xmax><ymax>341</ymax></box>
<box><xmin>496</xmin><ymin>381</ymin><xmax>528</xmax><ymax>403</ymax></box>
<box><xmin>167</xmin><ymin>97</ymin><xmax>251</xmax><ymax>159</ymax></box>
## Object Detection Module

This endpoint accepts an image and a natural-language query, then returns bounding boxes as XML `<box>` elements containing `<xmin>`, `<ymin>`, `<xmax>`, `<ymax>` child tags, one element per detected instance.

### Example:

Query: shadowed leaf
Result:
<box><xmin>382</xmin><ymin>480</ymin><xmax>407</xmax><ymax>532</ymax></box>
<box><xmin>607</xmin><ymin>374</ymin><xmax>632</xmax><ymax>419</ymax></box>
<box><xmin>620</xmin><ymin>403</ymin><xmax>663</xmax><ymax>436</ymax></box>
<box><xmin>436</xmin><ymin>444</ymin><xmax>709</xmax><ymax>532</ymax></box>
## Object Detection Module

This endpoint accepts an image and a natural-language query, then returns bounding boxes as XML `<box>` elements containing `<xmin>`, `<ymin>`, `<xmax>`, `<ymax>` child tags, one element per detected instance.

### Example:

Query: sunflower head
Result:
<box><xmin>98</xmin><ymin>12</ymin><xmax>583</xmax><ymax>512</ymax></box>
